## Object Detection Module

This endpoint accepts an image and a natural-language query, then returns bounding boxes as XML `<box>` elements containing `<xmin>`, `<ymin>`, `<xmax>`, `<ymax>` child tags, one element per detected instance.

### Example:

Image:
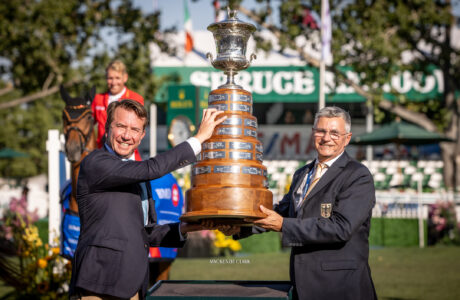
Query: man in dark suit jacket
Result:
<box><xmin>234</xmin><ymin>106</ymin><xmax>377</xmax><ymax>300</ymax></box>
<box><xmin>69</xmin><ymin>99</ymin><xmax>225</xmax><ymax>299</ymax></box>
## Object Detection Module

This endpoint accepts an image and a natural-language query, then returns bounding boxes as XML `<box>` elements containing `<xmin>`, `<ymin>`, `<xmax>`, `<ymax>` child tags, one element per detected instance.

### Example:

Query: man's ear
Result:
<box><xmin>122</xmin><ymin>73</ymin><xmax>128</xmax><ymax>84</ymax></box>
<box><xmin>139</xmin><ymin>130</ymin><xmax>146</xmax><ymax>142</ymax></box>
<box><xmin>345</xmin><ymin>133</ymin><xmax>352</xmax><ymax>146</ymax></box>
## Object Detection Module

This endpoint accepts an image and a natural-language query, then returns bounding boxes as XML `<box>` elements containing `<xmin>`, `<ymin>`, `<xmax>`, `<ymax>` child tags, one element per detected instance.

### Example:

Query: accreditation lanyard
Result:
<box><xmin>302</xmin><ymin>166</ymin><xmax>316</xmax><ymax>197</ymax></box>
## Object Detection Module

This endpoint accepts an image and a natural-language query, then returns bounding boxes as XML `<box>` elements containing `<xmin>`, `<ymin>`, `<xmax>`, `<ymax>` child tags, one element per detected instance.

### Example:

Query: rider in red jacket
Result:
<box><xmin>92</xmin><ymin>60</ymin><xmax>144</xmax><ymax>160</ymax></box>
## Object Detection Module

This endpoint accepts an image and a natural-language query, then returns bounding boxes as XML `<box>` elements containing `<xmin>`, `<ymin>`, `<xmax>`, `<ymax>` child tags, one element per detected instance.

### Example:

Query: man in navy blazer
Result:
<box><xmin>69</xmin><ymin>99</ymin><xmax>225</xmax><ymax>299</ymax></box>
<box><xmin>233</xmin><ymin>106</ymin><xmax>377</xmax><ymax>300</ymax></box>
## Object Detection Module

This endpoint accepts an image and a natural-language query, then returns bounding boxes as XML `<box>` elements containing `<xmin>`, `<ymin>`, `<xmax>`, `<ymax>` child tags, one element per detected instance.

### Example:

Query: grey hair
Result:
<box><xmin>313</xmin><ymin>106</ymin><xmax>351</xmax><ymax>133</ymax></box>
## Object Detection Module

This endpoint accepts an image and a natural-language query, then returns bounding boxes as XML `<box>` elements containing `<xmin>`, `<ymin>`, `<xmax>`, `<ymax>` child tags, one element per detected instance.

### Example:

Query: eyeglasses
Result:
<box><xmin>312</xmin><ymin>128</ymin><xmax>349</xmax><ymax>140</ymax></box>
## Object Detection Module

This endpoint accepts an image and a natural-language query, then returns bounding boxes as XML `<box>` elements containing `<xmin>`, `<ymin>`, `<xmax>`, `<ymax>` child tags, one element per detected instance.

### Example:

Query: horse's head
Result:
<box><xmin>60</xmin><ymin>86</ymin><xmax>96</xmax><ymax>163</ymax></box>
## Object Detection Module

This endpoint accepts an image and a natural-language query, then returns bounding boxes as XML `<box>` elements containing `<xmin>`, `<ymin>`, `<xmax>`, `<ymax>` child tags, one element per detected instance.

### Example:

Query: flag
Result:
<box><xmin>321</xmin><ymin>0</ymin><xmax>332</xmax><ymax>66</ymax></box>
<box><xmin>302</xmin><ymin>8</ymin><xmax>319</xmax><ymax>29</ymax></box>
<box><xmin>184</xmin><ymin>0</ymin><xmax>194</xmax><ymax>53</ymax></box>
<box><xmin>213</xmin><ymin>0</ymin><xmax>226</xmax><ymax>22</ymax></box>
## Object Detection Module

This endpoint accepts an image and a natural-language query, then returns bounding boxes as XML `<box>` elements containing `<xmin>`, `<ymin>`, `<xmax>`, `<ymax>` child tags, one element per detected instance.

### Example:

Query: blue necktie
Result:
<box><xmin>139</xmin><ymin>182</ymin><xmax>149</xmax><ymax>226</ymax></box>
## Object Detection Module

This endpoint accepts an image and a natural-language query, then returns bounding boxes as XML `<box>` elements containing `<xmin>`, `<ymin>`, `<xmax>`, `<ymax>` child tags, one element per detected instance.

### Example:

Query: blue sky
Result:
<box><xmin>134</xmin><ymin>0</ymin><xmax>273</xmax><ymax>31</ymax></box>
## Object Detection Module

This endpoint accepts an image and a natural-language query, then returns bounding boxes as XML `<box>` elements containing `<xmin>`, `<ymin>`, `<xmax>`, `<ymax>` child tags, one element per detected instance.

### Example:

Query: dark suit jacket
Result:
<box><xmin>69</xmin><ymin>142</ymin><xmax>195</xmax><ymax>299</ymax></box>
<box><xmin>239</xmin><ymin>152</ymin><xmax>377</xmax><ymax>300</ymax></box>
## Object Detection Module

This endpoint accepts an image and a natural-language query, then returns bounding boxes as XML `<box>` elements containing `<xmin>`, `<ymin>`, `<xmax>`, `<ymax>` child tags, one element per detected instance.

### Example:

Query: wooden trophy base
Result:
<box><xmin>180</xmin><ymin>186</ymin><xmax>273</xmax><ymax>225</ymax></box>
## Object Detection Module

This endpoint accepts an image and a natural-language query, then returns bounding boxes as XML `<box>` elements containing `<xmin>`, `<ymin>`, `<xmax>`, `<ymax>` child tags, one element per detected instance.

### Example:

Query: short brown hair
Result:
<box><xmin>105</xmin><ymin>99</ymin><xmax>148</xmax><ymax>133</ymax></box>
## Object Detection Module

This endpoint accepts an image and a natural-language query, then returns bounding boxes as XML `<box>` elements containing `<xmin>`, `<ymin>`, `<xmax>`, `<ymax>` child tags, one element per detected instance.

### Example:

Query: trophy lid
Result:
<box><xmin>207</xmin><ymin>9</ymin><xmax>256</xmax><ymax>34</ymax></box>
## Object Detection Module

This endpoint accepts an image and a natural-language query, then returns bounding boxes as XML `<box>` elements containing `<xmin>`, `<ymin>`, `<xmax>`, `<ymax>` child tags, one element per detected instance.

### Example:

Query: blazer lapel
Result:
<box><xmin>302</xmin><ymin>152</ymin><xmax>351</xmax><ymax>201</ymax></box>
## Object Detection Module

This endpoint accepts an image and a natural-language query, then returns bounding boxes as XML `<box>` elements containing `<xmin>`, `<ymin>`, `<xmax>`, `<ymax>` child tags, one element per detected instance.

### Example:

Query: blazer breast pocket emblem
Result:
<box><xmin>321</xmin><ymin>203</ymin><xmax>332</xmax><ymax>218</ymax></box>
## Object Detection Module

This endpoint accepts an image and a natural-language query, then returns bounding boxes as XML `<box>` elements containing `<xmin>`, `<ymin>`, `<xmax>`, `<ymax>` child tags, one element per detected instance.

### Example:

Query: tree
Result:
<box><xmin>0</xmin><ymin>0</ymin><xmax>176</xmax><ymax>178</ymax></box>
<box><xmin>231</xmin><ymin>0</ymin><xmax>459</xmax><ymax>190</ymax></box>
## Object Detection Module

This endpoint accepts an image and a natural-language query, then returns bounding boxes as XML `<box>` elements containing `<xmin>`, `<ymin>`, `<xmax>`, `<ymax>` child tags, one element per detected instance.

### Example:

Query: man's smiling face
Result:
<box><xmin>107</xmin><ymin>106</ymin><xmax>145</xmax><ymax>159</ymax></box>
<box><xmin>314</xmin><ymin>117</ymin><xmax>352</xmax><ymax>162</ymax></box>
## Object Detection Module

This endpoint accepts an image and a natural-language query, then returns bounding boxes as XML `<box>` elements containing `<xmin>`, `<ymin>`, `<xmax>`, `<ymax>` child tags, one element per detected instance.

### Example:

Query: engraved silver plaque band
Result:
<box><xmin>244</xmin><ymin>129</ymin><xmax>257</xmax><ymax>137</ymax></box>
<box><xmin>222</xmin><ymin>117</ymin><xmax>242</xmax><ymax>125</ymax></box>
<box><xmin>208</xmin><ymin>104</ymin><xmax>228</xmax><ymax>111</ymax></box>
<box><xmin>214</xmin><ymin>165</ymin><xmax>240</xmax><ymax>173</ymax></box>
<box><xmin>203</xmin><ymin>141</ymin><xmax>226</xmax><ymax>150</ymax></box>
<box><xmin>193</xmin><ymin>166</ymin><xmax>212</xmax><ymax>175</ymax></box>
<box><xmin>255</xmin><ymin>143</ymin><xmax>263</xmax><ymax>153</ymax></box>
<box><xmin>217</xmin><ymin>127</ymin><xmax>242</xmax><ymax>135</ymax></box>
<box><xmin>256</xmin><ymin>153</ymin><xmax>263</xmax><ymax>161</ymax></box>
<box><xmin>208</xmin><ymin>94</ymin><xmax>228</xmax><ymax>103</ymax></box>
<box><xmin>230</xmin><ymin>152</ymin><xmax>253</xmax><ymax>160</ymax></box>
<box><xmin>231</xmin><ymin>94</ymin><xmax>252</xmax><ymax>103</ymax></box>
<box><xmin>231</xmin><ymin>103</ymin><xmax>251</xmax><ymax>113</ymax></box>
<box><xmin>203</xmin><ymin>151</ymin><xmax>226</xmax><ymax>159</ymax></box>
<box><xmin>242</xmin><ymin>166</ymin><xmax>263</xmax><ymax>175</ymax></box>
<box><xmin>244</xmin><ymin>119</ymin><xmax>257</xmax><ymax>128</ymax></box>
<box><xmin>229</xmin><ymin>141</ymin><xmax>253</xmax><ymax>150</ymax></box>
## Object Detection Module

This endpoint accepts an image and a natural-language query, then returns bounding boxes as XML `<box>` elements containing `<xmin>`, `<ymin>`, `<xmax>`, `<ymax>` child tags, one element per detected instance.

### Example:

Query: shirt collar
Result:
<box><xmin>109</xmin><ymin>87</ymin><xmax>126</xmax><ymax>98</ymax></box>
<box><xmin>316</xmin><ymin>151</ymin><xmax>345</xmax><ymax>168</ymax></box>
<box><xmin>104</xmin><ymin>143</ymin><xmax>135</xmax><ymax>161</ymax></box>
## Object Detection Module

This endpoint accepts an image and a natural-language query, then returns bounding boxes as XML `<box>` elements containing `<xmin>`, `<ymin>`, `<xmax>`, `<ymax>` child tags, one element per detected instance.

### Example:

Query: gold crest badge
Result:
<box><xmin>321</xmin><ymin>203</ymin><xmax>332</xmax><ymax>218</ymax></box>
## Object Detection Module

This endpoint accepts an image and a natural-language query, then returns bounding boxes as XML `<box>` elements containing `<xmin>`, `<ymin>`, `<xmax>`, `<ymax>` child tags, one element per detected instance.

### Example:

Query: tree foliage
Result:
<box><xmin>0</xmin><ymin>0</ymin><xmax>175</xmax><ymax>178</ymax></box>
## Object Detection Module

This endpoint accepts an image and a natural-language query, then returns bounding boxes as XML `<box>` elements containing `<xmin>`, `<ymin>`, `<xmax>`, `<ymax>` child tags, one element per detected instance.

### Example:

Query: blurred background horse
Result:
<box><xmin>60</xmin><ymin>86</ymin><xmax>96</xmax><ymax>213</ymax></box>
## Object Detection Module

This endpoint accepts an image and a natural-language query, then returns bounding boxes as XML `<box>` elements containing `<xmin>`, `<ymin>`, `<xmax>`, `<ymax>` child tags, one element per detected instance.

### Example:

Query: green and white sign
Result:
<box><xmin>154</xmin><ymin>66</ymin><xmax>444</xmax><ymax>103</ymax></box>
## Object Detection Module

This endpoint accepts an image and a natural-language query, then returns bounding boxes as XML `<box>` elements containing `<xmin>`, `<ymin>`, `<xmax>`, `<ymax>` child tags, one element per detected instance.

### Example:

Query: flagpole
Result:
<box><xmin>319</xmin><ymin>0</ymin><xmax>327</xmax><ymax>110</ymax></box>
<box><xmin>319</xmin><ymin>59</ymin><xmax>326</xmax><ymax>110</ymax></box>
<box><xmin>319</xmin><ymin>0</ymin><xmax>331</xmax><ymax>111</ymax></box>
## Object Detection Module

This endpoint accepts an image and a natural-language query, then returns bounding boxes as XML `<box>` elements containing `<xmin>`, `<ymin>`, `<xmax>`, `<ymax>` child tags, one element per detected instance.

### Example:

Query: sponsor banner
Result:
<box><xmin>154</xmin><ymin>66</ymin><xmax>444</xmax><ymax>103</ymax></box>
<box><xmin>258</xmin><ymin>125</ymin><xmax>367</xmax><ymax>160</ymax></box>
<box><xmin>149</xmin><ymin>173</ymin><xmax>184</xmax><ymax>260</ymax></box>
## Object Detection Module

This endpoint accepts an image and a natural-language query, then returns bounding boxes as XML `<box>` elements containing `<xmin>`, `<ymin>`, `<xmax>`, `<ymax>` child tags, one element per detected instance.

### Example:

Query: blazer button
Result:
<box><xmin>144</xmin><ymin>244</ymin><xmax>148</xmax><ymax>248</ymax></box>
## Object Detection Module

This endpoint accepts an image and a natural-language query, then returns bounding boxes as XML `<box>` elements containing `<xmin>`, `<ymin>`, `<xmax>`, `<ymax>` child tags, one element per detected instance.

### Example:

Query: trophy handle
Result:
<box><xmin>206</xmin><ymin>52</ymin><xmax>214</xmax><ymax>64</ymax></box>
<box><xmin>249</xmin><ymin>53</ymin><xmax>257</xmax><ymax>64</ymax></box>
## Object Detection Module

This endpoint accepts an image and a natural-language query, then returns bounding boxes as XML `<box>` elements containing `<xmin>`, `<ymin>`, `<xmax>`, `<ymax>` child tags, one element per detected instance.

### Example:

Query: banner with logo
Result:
<box><xmin>148</xmin><ymin>173</ymin><xmax>184</xmax><ymax>260</ymax></box>
<box><xmin>154</xmin><ymin>66</ymin><xmax>444</xmax><ymax>103</ymax></box>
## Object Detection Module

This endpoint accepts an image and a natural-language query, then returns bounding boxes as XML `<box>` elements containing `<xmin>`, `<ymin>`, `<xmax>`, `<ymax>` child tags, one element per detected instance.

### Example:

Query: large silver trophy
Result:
<box><xmin>180</xmin><ymin>9</ymin><xmax>273</xmax><ymax>225</ymax></box>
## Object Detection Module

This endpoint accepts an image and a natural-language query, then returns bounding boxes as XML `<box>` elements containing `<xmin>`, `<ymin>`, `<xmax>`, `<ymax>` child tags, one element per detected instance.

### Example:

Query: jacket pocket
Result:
<box><xmin>79</xmin><ymin>240</ymin><xmax>124</xmax><ymax>286</ymax></box>
<box><xmin>321</xmin><ymin>260</ymin><xmax>357</xmax><ymax>271</ymax></box>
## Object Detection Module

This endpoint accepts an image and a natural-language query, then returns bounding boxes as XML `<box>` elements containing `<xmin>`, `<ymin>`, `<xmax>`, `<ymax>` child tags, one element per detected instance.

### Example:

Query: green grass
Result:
<box><xmin>169</xmin><ymin>246</ymin><xmax>460</xmax><ymax>300</ymax></box>
<box><xmin>2</xmin><ymin>246</ymin><xmax>460</xmax><ymax>299</ymax></box>
<box><xmin>370</xmin><ymin>246</ymin><xmax>460</xmax><ymax>300</ymax></box>
<box><xmin>169</xmin><ymin>252</ymin><xmax>290</xmax><ymax>281</ymax></box>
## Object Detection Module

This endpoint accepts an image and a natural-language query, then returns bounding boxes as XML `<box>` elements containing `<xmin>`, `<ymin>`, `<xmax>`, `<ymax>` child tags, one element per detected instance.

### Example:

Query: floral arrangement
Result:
<box><xmin>213</xmin><ymin>230</ymin><xmax>242</xmax><ymax>256</ymax></box>
<box><xmin>428</xmin><ymin>200</ymin><xmax>460</xmax><ymax>246</ymax></box>
<box><xmin>0</xmin><ymin>191</ymin><xmax>71</xmax><ymax>299</ymax></box>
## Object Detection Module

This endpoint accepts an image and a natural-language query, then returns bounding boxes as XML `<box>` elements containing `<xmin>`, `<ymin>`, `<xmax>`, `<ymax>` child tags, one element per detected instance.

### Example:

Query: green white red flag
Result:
<box><xmin>184</xmin><ymin>0</ymin><xmax>194</xmax><ymax>53</ymax></box>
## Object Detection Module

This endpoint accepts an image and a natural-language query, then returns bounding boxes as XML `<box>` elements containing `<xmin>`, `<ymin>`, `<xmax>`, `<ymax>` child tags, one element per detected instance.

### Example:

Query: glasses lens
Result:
<box><xmin>313</xmin><ymin>129</ymin><xmax>342</xmax><ymax>140</ymax></box>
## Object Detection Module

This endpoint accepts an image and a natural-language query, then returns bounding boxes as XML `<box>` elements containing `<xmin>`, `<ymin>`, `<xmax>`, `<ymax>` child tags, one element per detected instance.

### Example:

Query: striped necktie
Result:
<box><xmin>302</xmin><ymin>162</ymin><xmax>326</xmax><ymax>202</ymax></box>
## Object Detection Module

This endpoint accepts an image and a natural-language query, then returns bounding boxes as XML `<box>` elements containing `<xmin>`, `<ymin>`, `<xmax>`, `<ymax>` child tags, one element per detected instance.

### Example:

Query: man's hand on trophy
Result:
<box><xmin>216</xmin><ymin>224</ymin><xmax>241</xmax><ymax>236</ymax></box>
<box><xmin>200</xmin><ymin>219</ymin><xmax>241</xmax><ymax>236</ymax></box>
<box><xmin>180</xmin><ymin>222</ymin><xmax>207</xmax><ymax>235</ymax></box>
<box><xmin>252</xmin><ymin>205</ymin><xmax>283</xmax><ymax>232</ymax></box>
<box><xmin>194</xmin><ymin>108</ymin><xmax>227</xmax><ymax>143</ymax></box>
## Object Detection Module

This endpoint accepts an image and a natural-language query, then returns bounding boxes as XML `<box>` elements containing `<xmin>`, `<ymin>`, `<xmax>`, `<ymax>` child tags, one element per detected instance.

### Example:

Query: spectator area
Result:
<box><xmin>173</xmin><ymin>160</ymin><xmax>445</xmax><ymax>203</ymax></box>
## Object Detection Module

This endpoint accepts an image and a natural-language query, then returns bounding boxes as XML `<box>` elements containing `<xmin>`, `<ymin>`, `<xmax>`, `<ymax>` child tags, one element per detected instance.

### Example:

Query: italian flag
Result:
<box><xmin>184</xmin><ymin>0</ymin><xmax>194</xmax><ymax>53</ymax></box>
